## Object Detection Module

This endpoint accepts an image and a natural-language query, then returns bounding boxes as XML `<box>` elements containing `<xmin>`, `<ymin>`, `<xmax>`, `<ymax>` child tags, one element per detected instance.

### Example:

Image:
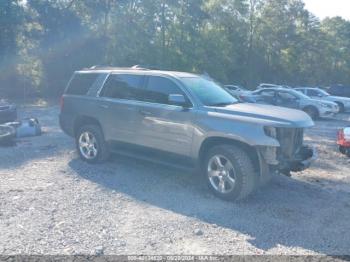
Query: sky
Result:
<box><xmin>303</xmin><ymin>0</ymin><xmax>350</xmax><ymax>20</ymax></box>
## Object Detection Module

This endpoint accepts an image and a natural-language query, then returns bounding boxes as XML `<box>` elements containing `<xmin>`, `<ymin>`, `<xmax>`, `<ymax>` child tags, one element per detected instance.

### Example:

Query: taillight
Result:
<box><xmin>60</xmin><ymin>96</ymin><xmax>64</xmax><ymax>111</ymax></box>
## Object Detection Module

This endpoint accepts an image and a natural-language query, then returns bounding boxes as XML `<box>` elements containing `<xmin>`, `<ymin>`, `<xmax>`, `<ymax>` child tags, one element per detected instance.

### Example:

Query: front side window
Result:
<box><xmin>100</xmin><ymin>74</ymin><xmax>144</xmax><ymax>101</ymax></box>
<box><xmin>66</xmin><ymin>73</ymin><xmax>99</xmax><ymax>95</ymax></box>
<box><xmin>144</xmin><ymin>76</ymin><xmax>190</xmax><ymax>106</ymax></box>
<box><xmin>181</xmin><ymin>77</ymin><xmax>238</xmax><ymax>106</ymax></box>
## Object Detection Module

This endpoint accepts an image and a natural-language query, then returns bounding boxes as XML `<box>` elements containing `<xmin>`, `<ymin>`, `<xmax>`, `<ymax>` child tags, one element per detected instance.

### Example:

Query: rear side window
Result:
<box><xmin>66</xmin><ymin>73</ymin><xmax>99</xmax><ymax>95</ymax></box>
<box><xmin>144</xmin><ymin>76</ymin><xmax>189</xmax><ymax>105</ymax></box>
<box><xmin>100</xmin><ymin>74</ymin><xmax>144</xmax><ymax>101</ymax></box>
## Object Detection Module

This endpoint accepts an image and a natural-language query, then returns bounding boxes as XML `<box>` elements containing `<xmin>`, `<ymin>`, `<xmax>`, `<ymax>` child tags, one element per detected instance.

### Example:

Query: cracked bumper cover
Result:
<box><xmin>259</xmin><ymin>145</ymin><xmax>317</xmax><ymax>173</ymax></box>
<box><xmin>288</xmin><ymin>146</ymin><xmax>317</xmax><ymax>172</ymax></box>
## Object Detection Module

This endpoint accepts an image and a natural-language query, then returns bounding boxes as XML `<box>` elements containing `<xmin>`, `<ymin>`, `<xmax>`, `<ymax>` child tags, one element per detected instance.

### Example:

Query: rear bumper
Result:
<box><xmin>59</xmin><ymin>113</ymin><xmax>75</xmax><ymax>137</ymax></box>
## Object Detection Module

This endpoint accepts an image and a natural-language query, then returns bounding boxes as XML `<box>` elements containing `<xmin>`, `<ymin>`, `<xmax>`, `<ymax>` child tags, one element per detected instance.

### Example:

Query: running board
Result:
<box><xmin>110</xmin><ymin>148</ymin><xmax>196</xmax><ymax>172</ymax></box>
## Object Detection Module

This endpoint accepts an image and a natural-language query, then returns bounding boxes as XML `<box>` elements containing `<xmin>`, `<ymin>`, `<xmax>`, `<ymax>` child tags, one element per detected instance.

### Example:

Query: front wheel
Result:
<box><xmin>203</xmin><ymin>145</ymin><xmax>258</xmax><ymax>201</ymax></box>
<box><xmin>303</xmin><ymin>106</ymin><xmax>319</xmax><ymax>120</ymax></box>
<box><xmin>336</xmin><ymin>102</ymin><xmax>345</xmax><ymax>113</ymax></box>
<box><xmin>76</xmin><ymin>125</ymin><xmax>110</xmax><ymax>164</ymax></box>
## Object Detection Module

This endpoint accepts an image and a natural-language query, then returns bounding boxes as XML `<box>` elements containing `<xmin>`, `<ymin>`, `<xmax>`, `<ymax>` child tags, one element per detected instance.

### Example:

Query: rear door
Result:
<box><xmin>255</xmin><ymin>89</ymin><xmax>276</xmax><ymax>105</ymax></box>
<box><xmin>98</xmin><ymin>74</ymin><xmax>145</xmax><ymax>144</ymax></box>
<box><xmin>137</xmin><ymin>75</ymin><xmax>195</xmax><ymax>157</ymax></box>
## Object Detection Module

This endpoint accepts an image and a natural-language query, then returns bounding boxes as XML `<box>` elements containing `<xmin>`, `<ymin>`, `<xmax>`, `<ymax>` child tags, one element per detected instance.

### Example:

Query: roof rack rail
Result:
<box><xmin>84</xmin><ymin>64</ymin><xmax>169</xmax><ymax>71</ymax></box>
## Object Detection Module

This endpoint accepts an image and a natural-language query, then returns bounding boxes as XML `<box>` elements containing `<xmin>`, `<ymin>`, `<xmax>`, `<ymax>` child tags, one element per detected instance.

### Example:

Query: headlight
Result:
<box><xmin>320</xmin><ymin>103</ymin><xmax>331</xmax><ymax>108</ymax></box>
<box><xmin>264</xmin><ymin>126</ymin><xmax>277</xmax><ymax>138</ymax></box>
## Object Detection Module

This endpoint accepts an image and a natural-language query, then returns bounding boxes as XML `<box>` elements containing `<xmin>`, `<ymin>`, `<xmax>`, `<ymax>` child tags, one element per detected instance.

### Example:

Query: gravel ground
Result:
<box><xmin>1</xmin><ymin>104</ymin><xmax>350</xmax><ymax>255</ymax></box>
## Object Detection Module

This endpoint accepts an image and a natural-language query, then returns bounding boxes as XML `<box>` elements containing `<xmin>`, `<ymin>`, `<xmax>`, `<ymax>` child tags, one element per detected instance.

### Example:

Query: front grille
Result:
<box><xmin>276</xmin><ymin>128</ymin><xmax>304</xmax><ymax>158</ymax></box>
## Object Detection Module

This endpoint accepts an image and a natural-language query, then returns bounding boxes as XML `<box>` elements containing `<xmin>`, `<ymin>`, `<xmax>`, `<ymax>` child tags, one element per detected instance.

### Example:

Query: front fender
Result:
<box><xmin>191</xmin><ymin>113</ymin><xmax>280</xmax><ymax>158</ymax></box>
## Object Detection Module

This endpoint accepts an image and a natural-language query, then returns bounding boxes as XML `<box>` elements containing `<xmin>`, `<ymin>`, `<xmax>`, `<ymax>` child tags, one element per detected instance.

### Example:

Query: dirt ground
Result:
<box><xmin>0</xmin><ymin>104</ymin><xmax>350</xmax><ymax>255</ymax></box>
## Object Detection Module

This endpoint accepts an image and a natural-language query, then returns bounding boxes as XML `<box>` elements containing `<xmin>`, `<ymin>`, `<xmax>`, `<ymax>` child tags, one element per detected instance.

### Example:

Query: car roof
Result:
<box><xmin>295</xmin><ymin>87</ymin><xmax>320</xmax><ymax>90</ymax></box>
<box><xmin>75</xmin><ymin>66</ymin><xmax>199</xmax><ymax>78</ymax></box>
<box><xmin>258</xmin><ymin>83</ymin><xmax>279</xmax><ymax>86</ymax></box>
<box><xmin>256</xmin><ymin>87</ymin><xmax>291</xmax><ymax>91</ymax></box>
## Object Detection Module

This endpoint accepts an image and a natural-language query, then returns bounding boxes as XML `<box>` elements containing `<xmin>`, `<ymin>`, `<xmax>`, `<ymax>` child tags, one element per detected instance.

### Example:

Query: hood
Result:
<box><xmin>209</xmin><ymin>103</ymin><xmax>314</xmax><ymax>128</ymax></box>
<box><xmin>328</xmin><ymin>95</ymin><xmax>350</xmax><ymax>102</ymax></box>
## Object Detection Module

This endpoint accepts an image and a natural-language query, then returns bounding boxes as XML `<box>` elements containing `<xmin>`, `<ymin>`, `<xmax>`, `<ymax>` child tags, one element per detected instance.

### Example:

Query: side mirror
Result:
<box><xmin>168</xmin><ymin>94</ymin><xmax>189</xmax><ymax>107</ymax></box>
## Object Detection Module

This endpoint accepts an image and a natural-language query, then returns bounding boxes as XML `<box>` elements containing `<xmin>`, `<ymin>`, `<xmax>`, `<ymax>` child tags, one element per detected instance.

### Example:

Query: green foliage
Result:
<box><xmin>1</xmin><ymin>0</ymin><xmax>350</xmax><ymax>97</ymax></box>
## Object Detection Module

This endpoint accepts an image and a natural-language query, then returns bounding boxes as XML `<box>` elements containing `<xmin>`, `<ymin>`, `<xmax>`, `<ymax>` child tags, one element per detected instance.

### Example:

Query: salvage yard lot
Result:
<box><xmin>1</xmin><ymin>104</ymin><xmax>350</xmax><ymax>255</ymax></box>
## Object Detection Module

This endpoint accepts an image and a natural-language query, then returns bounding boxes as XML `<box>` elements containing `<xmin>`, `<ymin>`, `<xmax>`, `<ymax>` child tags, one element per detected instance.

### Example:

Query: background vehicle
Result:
<box><xmin>327</xmin><ymin>85</ymin><xmax>350</xmax><ymax>98</ymax></box>
<box><xmin>337</xmin><ymin>127</ymin><xmax>350</xmax><ymax>157</ymax></box>
<box><xmin>251</xmin><ymin>88</ymin><xmax>339</xmax><ymax>119</ymax></box>
<box><xmin>224</xmin><ymin>85</ymin><xmax>249</xmax><ymax>97</ymax></box>
<box><xmin>60</xmin><ymin>67</ymin><xmax>316</xmax><ymax>201</ymax></box>
<box><xmin>257</xmin><ymin>83</ymin><xmax>280</xmax><ymax>89</ymax></box>
<box><xmin>0</xmin><ymin>99</ymin><xmax>17</xmax><ymax>124</ymax></box>
<box><xmin>295</xmin><ymin>87</ymin><xmax>350</xmax><ymax>112</ymax></box>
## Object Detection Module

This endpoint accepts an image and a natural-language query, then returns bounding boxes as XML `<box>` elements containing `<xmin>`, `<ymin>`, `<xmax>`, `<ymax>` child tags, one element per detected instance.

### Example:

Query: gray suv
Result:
<box><xmin>60</xmin><ymin>67</ymin><xmax>316</xmax><ymax>201</ymax></box>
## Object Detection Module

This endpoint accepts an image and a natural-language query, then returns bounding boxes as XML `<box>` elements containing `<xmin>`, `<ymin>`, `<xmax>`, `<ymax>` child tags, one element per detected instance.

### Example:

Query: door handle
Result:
<box><xmin>99</xmin><ymin>104</ymin><xmax>109</xmax><ymax>109</ymax></box>
<box><xmin>139</xmin><ymin>110</ymin><xmax>152</xmax><ymax>116</ymax></box>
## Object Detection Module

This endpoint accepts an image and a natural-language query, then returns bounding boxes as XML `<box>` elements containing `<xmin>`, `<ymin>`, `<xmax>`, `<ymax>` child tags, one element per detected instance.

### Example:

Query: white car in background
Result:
<box><xmin>251</xmin><ymin>87</ymin><xmax>339</xmax><ymax>119</ymax></box>
<box><xmin>257</xmin><ymin>83</ymin><xmax>280</xmax><ymax>89</ymax></box>
<box><xmin>295</xmin><ymin>87</ymin><xmax>350</xmax><ymax>112</ymax></box>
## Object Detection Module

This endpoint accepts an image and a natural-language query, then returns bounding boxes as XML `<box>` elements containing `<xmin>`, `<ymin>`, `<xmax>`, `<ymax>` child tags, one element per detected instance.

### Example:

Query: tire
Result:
<box><xmin>336</xmin><ymin>102</ymin><xmax>345</xmax><ymax>113</ymax></box>
<box><xmin>202</xmin><ymin>145</ymin><xmax>259</xmax><ymax>201</ymax></box>
<box><xmin>346</xmin><ymin>149</ymin><xmax>350</xmax><ymax>158</ymax></box>
<box><xmin>76</xmin><ymin>125</ymin><xmax>109</xmax><ymax>164</ymax></box>
<box><xmin>303</xmin><ymin>106</ymin><xmax>319</xmax><ymax>120</ymax></box>
<box><xmin>339</xmin><ymin>146</ymin><xmax>346</xmax><ymax>155</ymax></box>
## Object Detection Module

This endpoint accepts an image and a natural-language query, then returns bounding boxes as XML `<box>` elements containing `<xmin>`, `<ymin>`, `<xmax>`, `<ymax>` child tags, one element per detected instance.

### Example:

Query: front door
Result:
<box><xmin>137</xmin><ymin>76</ymin><xmax>195</xmax><ymax>157</ymax></box>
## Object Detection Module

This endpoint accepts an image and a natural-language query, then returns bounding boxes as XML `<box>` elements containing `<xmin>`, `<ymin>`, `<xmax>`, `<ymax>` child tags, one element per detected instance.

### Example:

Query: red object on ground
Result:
<box><xmin>337</xmin><ymin>128</ymin><xmax>350</xmax><ymax>147</ymax></box>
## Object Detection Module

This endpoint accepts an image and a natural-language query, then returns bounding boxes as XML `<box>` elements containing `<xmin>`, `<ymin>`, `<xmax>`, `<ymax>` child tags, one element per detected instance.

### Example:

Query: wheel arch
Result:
<box><xmin>335</xmin><ymin>101</ymin><xmax>345</xmax><ymax>112</ymax></box>
<box><xmin>302</xmin><ymin>105</ymin><xmax>319</xmax><ymax>117</ymax></box>
<box><xmin>198</xmin><ymin>137</ymin><xmax>261</xmax><ymax>174</ymax></box>
<box><xmin>73</xmin><ymin>115</ymin><xmax>103</xmax><ymax>137</ymax></box>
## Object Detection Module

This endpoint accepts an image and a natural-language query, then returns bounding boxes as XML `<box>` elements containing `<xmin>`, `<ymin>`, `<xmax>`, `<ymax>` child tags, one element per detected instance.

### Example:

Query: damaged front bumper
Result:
<box><xmin>259</xmin><ymin>145</ymin><xmax>317</xmax><ymax>176</ymax></box>
<box><xmin>287</xmin><ymin>146</ymin><xmax>317</xmax><ymax>172</ymax></box>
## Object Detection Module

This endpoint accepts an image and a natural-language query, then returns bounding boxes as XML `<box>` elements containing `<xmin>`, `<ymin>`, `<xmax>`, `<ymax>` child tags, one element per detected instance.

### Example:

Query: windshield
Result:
<box><xmin>181</xmin><ymin>77</ymin><xmax>238</xmax><ymax>106</ymax></box>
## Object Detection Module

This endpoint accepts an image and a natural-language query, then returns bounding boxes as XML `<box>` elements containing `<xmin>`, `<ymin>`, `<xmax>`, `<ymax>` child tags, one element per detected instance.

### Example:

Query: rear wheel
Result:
<box><xmin>76</xmin><ymin>125</ymin><xmax>109</xmax><ymax>164</ymax></box>
<box><xmin>303</xmin><ymin>106</ymin><xmax>319</xmax><ymax>120</ymax></box>
<box><xmin>203</xmin><ymin>145</ymin><xmax>258</xmax><ymax>201</ymax></box>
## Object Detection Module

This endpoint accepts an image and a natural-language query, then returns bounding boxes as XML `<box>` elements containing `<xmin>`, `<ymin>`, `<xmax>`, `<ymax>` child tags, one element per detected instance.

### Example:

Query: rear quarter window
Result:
<box><xmin>66</xmin><ymin>73</ymin><xmax>100</xmax><ymax>95</ymax></box>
